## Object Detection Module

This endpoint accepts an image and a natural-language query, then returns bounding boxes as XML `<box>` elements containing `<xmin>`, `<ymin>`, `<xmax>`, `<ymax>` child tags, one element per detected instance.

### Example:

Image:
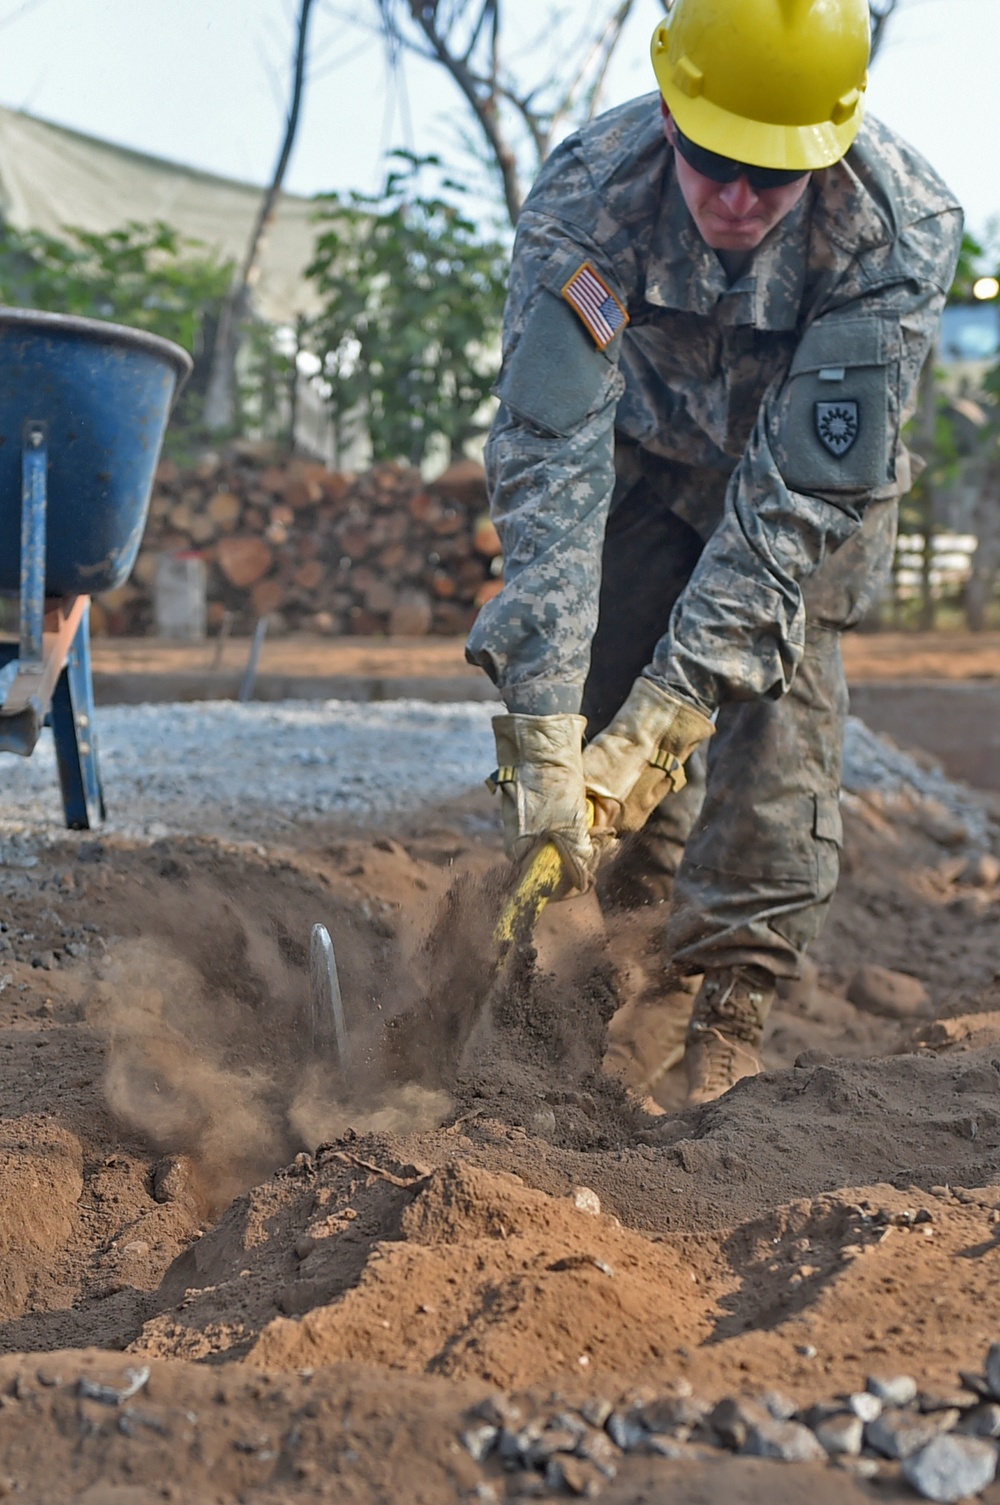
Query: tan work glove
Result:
<box><xmin>490</xmin><ymin>712</ymin><xmax>606</xmax><ymax>892</ymax></box>
<box><xmin>582</xmin><ymin>677</ymin><xmax>715</xmax><ymax>833</ymax></box>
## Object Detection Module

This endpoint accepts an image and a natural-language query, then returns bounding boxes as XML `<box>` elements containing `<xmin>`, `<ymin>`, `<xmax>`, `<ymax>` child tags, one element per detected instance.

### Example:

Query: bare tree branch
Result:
<box><xmin>380</xmin><ymin>0</ymin><xmax>524</xmax><ymax>223</ymax></box>
<box><xmin>204</xmin><ymin>0</ymin><xmax>318</xmax><ymax>433</ymax></box>
<box><xmin>552</xmin><ymin>0</ymin><xmax>638</xmax><ymax>147</ymax></box>
<box><xmin>869</xmin><ymin>0</ymin><xmax>899</xmax><ymax>61</ymax></box>
<box><xmin>368</xmin><ymin>0</ymin><xmax>647</xmax><ymax>224</ymax></box>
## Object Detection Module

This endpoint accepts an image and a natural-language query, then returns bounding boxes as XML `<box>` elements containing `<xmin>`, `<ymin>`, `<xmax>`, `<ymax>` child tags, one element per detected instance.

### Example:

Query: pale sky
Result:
<box><xmin>0</xmin><ymin>0</ymin><xmax>996</xmax><ymax>244</ymax></box>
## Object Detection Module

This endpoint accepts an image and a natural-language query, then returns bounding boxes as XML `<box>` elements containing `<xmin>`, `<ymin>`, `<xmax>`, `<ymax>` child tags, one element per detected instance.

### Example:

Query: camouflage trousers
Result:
<box><xmin>581</xmin><ymin>445</ymin><xmax>897</xmax><ymax>979</ymax></box>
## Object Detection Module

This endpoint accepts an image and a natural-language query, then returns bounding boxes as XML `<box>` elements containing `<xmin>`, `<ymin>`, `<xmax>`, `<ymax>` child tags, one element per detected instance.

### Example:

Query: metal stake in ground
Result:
<box><xmin>238</xmin><ymin>618</ymin><xmax>268</xmax><ymax>704</ymax></box>
<box><xmin>309</xmin><ymin>922</ymin><xmax>349</xmax><ymax>1078</ymax></box>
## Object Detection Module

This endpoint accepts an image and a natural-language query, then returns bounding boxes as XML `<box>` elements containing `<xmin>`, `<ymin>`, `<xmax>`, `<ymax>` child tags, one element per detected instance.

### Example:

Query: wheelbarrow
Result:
<box><xmin>0</xmin><ymin>309</ymin><xmax>191</xmax><ymax>828</ymax></box>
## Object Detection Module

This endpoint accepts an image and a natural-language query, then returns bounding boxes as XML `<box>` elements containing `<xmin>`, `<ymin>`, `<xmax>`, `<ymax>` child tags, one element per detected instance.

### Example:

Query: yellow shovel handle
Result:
<box><xmin>493</xmin><ymin>799</ymin><xmax>595</xmax><ymax>948</ymax></box>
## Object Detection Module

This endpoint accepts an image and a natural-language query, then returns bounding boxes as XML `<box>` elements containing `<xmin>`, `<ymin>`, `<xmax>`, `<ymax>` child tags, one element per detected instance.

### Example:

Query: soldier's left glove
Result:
<box><xmin>582</xmin><ymin>677</ymin><xmax>715</xmax><ymax>834</ymax></box>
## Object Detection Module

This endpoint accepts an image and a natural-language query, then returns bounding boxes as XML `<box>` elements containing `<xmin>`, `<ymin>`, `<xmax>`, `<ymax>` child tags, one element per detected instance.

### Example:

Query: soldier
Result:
<box><xmin>467</xmin><ymin>0</ymin><xmax>963</xmax><ymax>1105</ymax></box>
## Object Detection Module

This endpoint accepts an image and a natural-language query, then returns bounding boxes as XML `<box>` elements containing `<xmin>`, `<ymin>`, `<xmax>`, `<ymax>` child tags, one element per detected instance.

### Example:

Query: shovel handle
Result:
<box><xmin>493</xmin><ymin>799</ymin><xmax>595</xmax><ymax>948</ymax></box>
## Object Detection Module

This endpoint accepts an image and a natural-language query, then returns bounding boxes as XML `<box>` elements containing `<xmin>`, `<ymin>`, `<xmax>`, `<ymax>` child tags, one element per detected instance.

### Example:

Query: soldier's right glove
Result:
<box><xmin>489</xmin><ymin>712</ymin><xmax>603</xmax><ymax>892</ymax></box>
<box><xmin>582</xmin><ymin>677</ymin><xmax>715</xmax><ymax>833</ymax></box>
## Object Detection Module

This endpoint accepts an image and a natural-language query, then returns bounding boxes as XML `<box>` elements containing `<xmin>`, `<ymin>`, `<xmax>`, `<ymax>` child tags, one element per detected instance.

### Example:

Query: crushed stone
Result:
<box><xmin>0</xmin><ymin>701</ymin><xmax>992</xmax><ymax>853</ymax></box>
<box><xmin>0</xmin><ymin>698</ymin><xmax>499</xmax><ymax>844</ymax></box>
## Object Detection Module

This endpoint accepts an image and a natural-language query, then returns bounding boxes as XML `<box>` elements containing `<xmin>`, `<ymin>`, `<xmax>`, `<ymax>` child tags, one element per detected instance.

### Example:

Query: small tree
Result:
<box><xmin>306</xmin><ymin>153</ymin><xmax>508</xmax><ymax>467</ymax></box>
<box><xmin>0</xmin><ymin>219</ymin><xmax>232</xmax><ymax>443</ymax></box>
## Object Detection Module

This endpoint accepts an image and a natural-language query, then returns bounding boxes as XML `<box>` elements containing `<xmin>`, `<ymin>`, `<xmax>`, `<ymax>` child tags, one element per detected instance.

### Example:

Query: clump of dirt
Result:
<box><xmin>353</xmin><ymin>850</ymin><xmax>644</xmax><ymax>1151</ymax></box>
<box><xmin>455</xmin><ymin>929</ymin><xmax>636</xmax><ymax>1149</ymax></box>
<box><xmin>0</xmin><ymin>1118</ymin><xmax>82</xmax><ymax>1319</ymax></box>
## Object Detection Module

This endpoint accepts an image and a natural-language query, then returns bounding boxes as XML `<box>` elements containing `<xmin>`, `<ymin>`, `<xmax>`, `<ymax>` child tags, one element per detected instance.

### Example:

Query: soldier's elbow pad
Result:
<box><xmin>496</xmin><ymin>291</ymin><xmax>622</xmax><ymax>439</ymax></box>
<box><xmin>773</xmin><ymin>317</ymin><xmax>893</xmax><ymax>494</ymax></box>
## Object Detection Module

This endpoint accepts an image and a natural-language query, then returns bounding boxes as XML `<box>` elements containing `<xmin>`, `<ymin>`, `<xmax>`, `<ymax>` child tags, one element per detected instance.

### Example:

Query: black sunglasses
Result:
<box><xmin>672</xmin><ymin>123</ymin><xmax>810</xmax><ymax>191</ymax></box>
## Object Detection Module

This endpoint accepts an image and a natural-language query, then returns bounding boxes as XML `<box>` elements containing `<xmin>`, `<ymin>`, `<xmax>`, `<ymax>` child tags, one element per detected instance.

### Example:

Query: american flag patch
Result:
<box><xmin>561</xmin><ymin>262</ymin><xmax>629</xmax><ymax>350</ymax></box>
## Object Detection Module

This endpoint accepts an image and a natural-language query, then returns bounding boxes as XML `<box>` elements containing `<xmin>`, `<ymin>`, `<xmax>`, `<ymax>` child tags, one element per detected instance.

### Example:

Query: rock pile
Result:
<box><xmin>461</xmin><ymin>1344</ymin><xmax>1000</xmax><ymax>1500</ymax></box>
<box><xmin>93</xmin><ymin>450</ymin><xmax>501</xmax><ymax>638</ymax></box>
<box><xmin>842</xmin><ymin>716</ymin><xmax>992</xmax><ymax>850</ymax></box>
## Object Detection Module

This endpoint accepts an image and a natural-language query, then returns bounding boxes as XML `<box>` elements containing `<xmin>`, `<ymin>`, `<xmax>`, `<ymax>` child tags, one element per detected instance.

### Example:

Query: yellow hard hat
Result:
<box><xmin>651</xmin><ymin>0</ymin><xmax>871</xmax><ymax>172</ymax></box>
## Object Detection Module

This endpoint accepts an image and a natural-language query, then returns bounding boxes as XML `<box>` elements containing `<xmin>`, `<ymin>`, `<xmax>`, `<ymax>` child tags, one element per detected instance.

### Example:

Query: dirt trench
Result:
<box><xmin>0</xmin><ymin>779</ymin><xmax>998</xmax><ymax>1501</ymax></box>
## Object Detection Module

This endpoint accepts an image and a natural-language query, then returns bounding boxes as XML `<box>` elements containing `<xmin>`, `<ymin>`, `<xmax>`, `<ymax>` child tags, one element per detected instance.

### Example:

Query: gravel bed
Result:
<box><xmin>0</xmin><ymin>698</ymin><xmax>498</xmax><ymax>845</ymax></box>
<box><xmin>842</xmin><ymin>716</ymin><xmax>991</xmax><ymax>847</ymax></box>
<box><xmin>0</xmin><ymin>700</ymin><xmax>990</xmax><ymax>851</ymax></box>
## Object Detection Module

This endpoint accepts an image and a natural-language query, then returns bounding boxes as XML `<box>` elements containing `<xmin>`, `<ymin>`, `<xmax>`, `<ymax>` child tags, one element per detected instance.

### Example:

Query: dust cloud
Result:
<box><xmin>93</xmin><ymin>939</ymin><xmax>295</xmax><ymax>1211</ymax></box>
<box><xmin>288</xmin><ymin>1070</ymin><xmax>453</xmax><ymax>1150</ymax></box>
<box><xmin>90</xmin><ymin>920</ymin><xmax>455</xmax><ymax>1213</ymax></box>
<box><xmin>87</xmin><ymin>848</ymin><xmax>629</xmax><ymax>1210</ymax></box>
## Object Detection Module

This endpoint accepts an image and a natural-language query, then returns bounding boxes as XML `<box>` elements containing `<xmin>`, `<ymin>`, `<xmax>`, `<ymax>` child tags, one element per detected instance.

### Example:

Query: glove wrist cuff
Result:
<box><xmin>623</xmin><ymin>677</ymin><xmax>714</xmax><ymax>756</ymax></box>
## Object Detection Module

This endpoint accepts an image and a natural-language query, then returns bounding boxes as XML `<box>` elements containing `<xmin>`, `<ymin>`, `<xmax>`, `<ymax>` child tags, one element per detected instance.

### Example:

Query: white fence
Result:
<box><xmin>893</xmin><ymin>532</ymin><xmax>978</xmax><ymax>599</ymax></box>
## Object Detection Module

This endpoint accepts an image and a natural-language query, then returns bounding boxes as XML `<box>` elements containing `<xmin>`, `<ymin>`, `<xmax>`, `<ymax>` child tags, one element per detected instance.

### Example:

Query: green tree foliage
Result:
<box><xmin>892</xmin><ymin>233</ymin><xmax>1000</xmax><ymax>627</ymax></box>
<box><xmin>306</xmin><ymin>153</ymin><xmax>508</xmax><ymax>467</ymax></box>
<box><xmin>0</xmin><ymin>219</ymin><xmax>233</xmax><ymax>442</ymax></box>
<box><xmin>949</xmin><ymin>231</ymin><xmax>989</xmax><ymax>304</ymax></box>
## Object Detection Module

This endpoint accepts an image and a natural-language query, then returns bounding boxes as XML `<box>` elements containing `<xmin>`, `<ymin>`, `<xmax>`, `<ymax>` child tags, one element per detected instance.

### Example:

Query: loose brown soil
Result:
<box><xmin>0</xmin><ymin>768</ymin><xmax>999</xmax><ymax>1502</ymax></box>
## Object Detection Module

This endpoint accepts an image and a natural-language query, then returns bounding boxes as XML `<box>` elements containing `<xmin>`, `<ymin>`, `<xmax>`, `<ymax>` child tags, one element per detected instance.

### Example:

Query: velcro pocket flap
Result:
<box><xmin>778</xmin><ymin>318</ymin><xmax>891</xmax><ymax>493</ymax></box>
<box><xmin>789</xmin><ymin>318</ymin><xmax>886</xmax><ymax>376</ymax></box>
<box><xmin>813</xmin><ymin>793</ymin><xmax>844</xmax><ymax>845</ymax></box>
<box><xmin>496</xmin><ymin>290</ymin><xmax>615</xmax><ymax>439</ymax></box>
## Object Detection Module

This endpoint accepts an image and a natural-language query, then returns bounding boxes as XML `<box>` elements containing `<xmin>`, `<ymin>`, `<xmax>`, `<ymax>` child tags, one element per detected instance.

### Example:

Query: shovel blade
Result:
<box><xmin>309</xmin><ymin>922</ymin><xmax>349</xmax><ymax>1076</ymax></box>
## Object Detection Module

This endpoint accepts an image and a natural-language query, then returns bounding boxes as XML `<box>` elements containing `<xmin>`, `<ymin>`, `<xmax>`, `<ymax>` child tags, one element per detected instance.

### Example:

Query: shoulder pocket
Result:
<box><xmin>496</xmin><ymin>290</ymin><xmax>618</xmax><ymax>439</ymax></box>
<box><xmin>776</xmin><ymin>318</ymin><xmax>891</xmax><ymax>493</ymax></box>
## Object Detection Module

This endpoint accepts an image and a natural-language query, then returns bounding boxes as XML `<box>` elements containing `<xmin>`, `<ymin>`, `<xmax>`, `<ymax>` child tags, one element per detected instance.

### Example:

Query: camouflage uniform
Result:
<box><xmin>466</xmin><ymin>95</ymin><xmax>963</xmax><ymax>977</ymax></box>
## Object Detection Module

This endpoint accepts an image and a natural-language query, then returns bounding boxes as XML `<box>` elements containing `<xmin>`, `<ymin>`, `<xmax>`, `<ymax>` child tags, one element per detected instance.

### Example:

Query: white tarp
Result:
<box><xmin>0</xmin><ymin>106</ymin><xmax>323</xmax><ymax>323</ymax></box>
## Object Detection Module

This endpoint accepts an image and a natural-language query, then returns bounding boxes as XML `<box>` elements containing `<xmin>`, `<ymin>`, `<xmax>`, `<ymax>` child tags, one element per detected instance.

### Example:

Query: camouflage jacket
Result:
<box><xmin>466</xmin><ymin>95</ymin><xmax>963</xmax><ymax>717</ymax></box>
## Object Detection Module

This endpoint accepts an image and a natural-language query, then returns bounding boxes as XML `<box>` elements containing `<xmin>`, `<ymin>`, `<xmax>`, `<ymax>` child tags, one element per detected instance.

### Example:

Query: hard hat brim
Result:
<box><xmin>663</xmin><ymin>85</ymin><xmax>864</xmax><ymax>173</ymax></box>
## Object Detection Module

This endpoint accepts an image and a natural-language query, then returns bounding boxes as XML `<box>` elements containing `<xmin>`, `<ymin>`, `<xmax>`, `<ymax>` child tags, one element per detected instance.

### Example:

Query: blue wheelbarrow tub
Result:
<box><xmin>0</xmin><ymin>308</ymin><xmax>192</xmax><ymax>596</ymax></box>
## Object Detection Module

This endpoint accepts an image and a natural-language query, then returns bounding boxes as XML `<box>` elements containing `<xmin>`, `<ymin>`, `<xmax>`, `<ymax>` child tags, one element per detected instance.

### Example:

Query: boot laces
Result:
<box><xmin>686</xmin><ymin>1029</ymin><xmax>765</xmax><ymax>1101</ymax></box>
<box><xmin>689</xmin><ymin>1026</ymin><xmax>761</xmax><ymax>1096</ymax></box>
<box><xmin>692</xmin><ymin>968</ymin><xmax>771</xmax><ymax>1044</ymax></box>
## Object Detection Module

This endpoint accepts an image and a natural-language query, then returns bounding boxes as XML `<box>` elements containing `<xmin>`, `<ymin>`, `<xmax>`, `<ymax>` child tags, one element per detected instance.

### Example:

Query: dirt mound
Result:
<box><xmin>251</xmin><ymin>1160</ymin><xmax>711</xmax><ymax>1385</ymax></box>
<box><xmin>0</xmin><ymin>756</ymin><xmax>996</xmax><ymax>1499</ymax></box>
<box><xmin>127</xmin><ymin>1103</ymin><xmax>1000</xmax><ymax>1411</ymax></box>
<box><xmin>136</xmin><ymin>1151</ymin><xmax>715</xmax><ymax>1384</ymax></box>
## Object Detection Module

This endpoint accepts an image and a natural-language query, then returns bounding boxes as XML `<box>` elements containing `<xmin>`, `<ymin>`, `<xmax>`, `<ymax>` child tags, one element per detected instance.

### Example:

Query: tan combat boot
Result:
<box><xmin>683</xmin><ymin>965</ymin><xmax>776</xmax><ymax>1107</ymax></box>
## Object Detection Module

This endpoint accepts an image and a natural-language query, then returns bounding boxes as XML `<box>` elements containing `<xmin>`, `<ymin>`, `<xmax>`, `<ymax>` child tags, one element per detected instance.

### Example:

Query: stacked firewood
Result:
<box><xmin>91</xmin><ymin>450</ymin><xmax>504</xmax><ymax>637</ymax></box>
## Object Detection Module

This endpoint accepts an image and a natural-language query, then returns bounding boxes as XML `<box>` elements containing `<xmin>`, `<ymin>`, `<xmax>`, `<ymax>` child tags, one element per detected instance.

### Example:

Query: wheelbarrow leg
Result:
<box><xmin>50</xmin><ymin>604</ymin><xmax>105</xmax><ymax>829</ymax></box>
<box><xmin>20</xmin><ymin>420</ymin><xmax>46</xmax><ymax>668</ymax></box>
<box><xmin>0</xmin><ymin>420</ymin><xmax>50</xmax><ymax>752</ymax></box>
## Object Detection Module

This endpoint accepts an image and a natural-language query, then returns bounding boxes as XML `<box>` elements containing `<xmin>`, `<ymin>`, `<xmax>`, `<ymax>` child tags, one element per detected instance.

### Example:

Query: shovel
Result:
<box><xmin>309</xmin><ymin>922</ymin><xmax>349</xmax><ymax>1082</ymax></box>
<box><xmin>493</xmin><ymin>799</ymin><xmax>597</xmax><ymax>950</ymax></box>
